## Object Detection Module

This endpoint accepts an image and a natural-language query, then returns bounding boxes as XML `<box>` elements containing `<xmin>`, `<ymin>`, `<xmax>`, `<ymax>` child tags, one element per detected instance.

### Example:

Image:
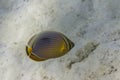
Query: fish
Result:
<box><xmin>26</xmin><ymin>31</ymin><xmax>74</xmax><ymax>61</ymax></box>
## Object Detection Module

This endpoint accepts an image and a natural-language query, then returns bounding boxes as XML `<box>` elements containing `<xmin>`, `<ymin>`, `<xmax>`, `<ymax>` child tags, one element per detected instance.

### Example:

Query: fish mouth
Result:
<box><xmin>69</xmin><ymin>40</ymin><xmax>74</xmax><ymax>49</ymax></box>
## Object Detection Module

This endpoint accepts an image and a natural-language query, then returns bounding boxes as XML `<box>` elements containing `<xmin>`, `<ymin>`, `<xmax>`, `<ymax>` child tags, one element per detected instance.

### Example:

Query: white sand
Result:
<box><xmin>0</xmin><ymin>0</ymin><xmax>120</xmax><ymax>80</ymax></box>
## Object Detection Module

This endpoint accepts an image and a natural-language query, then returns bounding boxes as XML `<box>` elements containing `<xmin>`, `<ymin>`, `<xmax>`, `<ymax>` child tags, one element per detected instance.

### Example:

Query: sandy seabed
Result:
<box><xmin>0</xmin><ymin>0</ymin><xmax>120</xmax><ymax>80</ymax></box>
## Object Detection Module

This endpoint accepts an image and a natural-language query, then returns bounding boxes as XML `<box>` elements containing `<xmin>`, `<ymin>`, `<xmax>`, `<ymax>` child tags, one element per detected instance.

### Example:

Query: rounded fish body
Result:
<box><xmin>26</xmin><ymin>31</ymin><xmax>74</xmax><ymax>61</ymax></box>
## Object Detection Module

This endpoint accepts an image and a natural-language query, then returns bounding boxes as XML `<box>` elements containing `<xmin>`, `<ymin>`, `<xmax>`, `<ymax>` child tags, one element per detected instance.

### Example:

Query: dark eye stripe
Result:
<box><xmin>59</xmin><ymin>33</ymin><xmax>73</xmax><ymax>50</ymax></box>
<box><xmin>61</xmin><ymin>35</ymin><xmax>74</xmax><ymax>50</ymax></box>
<box><xmin>60</xmin><ymin>35</ymin><xmax>69</xmax><ymax>50</ymax></box>
<box><xmin>64</xmin><ymin>36</ymin><xmax>73</xmax><ymax>49</ymax></box>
